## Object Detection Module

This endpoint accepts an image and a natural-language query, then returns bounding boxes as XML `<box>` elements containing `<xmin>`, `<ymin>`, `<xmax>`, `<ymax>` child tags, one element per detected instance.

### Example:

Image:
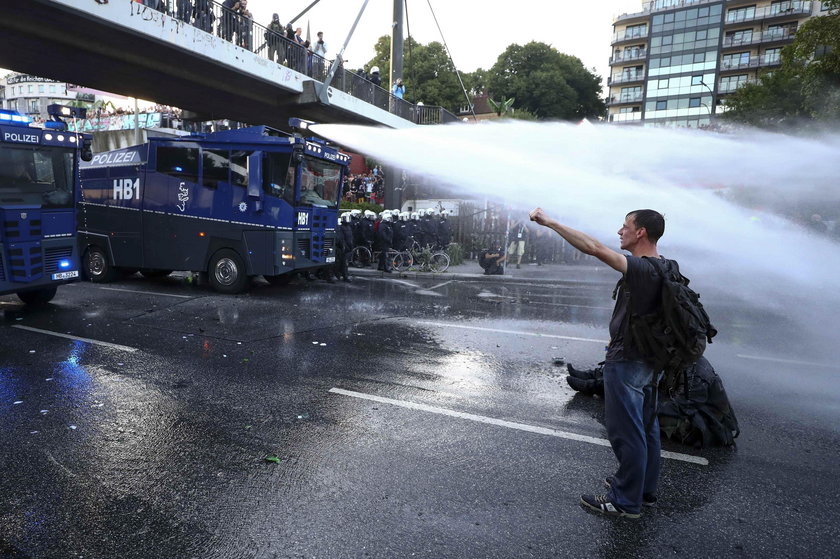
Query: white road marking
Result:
<box><xmin>428</xmin><ymin>280</ymin><xmax>454</xmax><ymax>291</ymax></box>
<box><xmin>96</xmin><ymin>286</ymin><xmax>193</xmax><ymax>299</ymax></box>
<box><xmin>736</xmin><ymin>354</ymin><xmax>840</xmax><ymax>370</ymax></box>
<box><xmin>12</xmin><ymin>325</ymin><xmax>138</xmax><ymax>353</ymax></box>
<box><xmin>329</xmin><ymin>387</ymin><xmax>708</xmax><ymax>466</ymax></box>
<box><xmin>418</xmin><ymin>321</ymin><xmax>609</xmax><ymax>344</ymax></box>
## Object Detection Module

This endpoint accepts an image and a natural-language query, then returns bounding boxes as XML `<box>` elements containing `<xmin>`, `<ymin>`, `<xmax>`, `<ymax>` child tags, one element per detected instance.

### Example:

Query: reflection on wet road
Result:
<box><xmin>1</xmin><ymin>270</ymin><xmax>838</xmax><ymax>558</ymax></box>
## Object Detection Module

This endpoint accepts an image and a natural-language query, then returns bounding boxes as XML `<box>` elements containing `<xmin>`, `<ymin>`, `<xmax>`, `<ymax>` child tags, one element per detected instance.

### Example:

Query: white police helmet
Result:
<box><xmin>371</xmin><ymin>66</ymin><xmax>380</xmax><ymax>74</ymax></box>
<box><xmin>364</xmin><ymin>210</ymin><xmax>376</xmax><ymax>219</ymax></box>
<box><xmin>400</xmin><ymin>212</ymin><xmax>409</xmax><ymax>221</ymax></box>
<box><xmin>350</xmin><ymin>209</ymin><xmax>362</xmax><ymax>217</ymax></box>
<box><xmin>343</xmin><ymin>213</ymin><xmax>353</xmax><ymax>224</ymax></box>
<box><xmin>410</xmin><ymin>212</ymin><xmax>419</xmax><ymax>220</ymax></box>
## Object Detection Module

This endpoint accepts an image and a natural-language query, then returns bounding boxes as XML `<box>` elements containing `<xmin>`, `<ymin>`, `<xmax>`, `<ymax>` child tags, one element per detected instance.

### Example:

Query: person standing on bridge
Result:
<box><xmin>219</xmin><ymin>0</ymin><xmax>236</xmax><ymax>41</ymax></box>
<box><xmin>529</xmin><ymin>207</ymin><xmax>668</xmax><ymax>519</ymax></box>
<box><xmin>265</xmin><ymin>14</ymin><xmax>285</xmax><ymax>63</ymax></box>
<box><xmin>392</xmin><ymin>78</ymin><xmax>405</xmax><ymax>100</ymax></box>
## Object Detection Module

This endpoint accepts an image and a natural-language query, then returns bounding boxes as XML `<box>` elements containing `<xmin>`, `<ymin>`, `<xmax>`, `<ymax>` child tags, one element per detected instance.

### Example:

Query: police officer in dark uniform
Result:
<box><xmin>376</xmin><ymin>211</ymin><xmax>394</xmax><ymax>273</ymax></box>
<box><xmin>393</xmin><ymin>212</ymin><xmax>409</xmax><ymax>251</ymax></box>
<box><xmin>335</xmin><ymin>213</ymin><xmax>355</xmax><ymax>282</ymax></box>
<box><xmin>437</xmin><ymin>209</ymin><xmax>452</xmax><ymax>248</ymax></box>
<box><xmin>421</xmin><ymin>209</ymin><xmax>438</xmax><ymax>248</ymax></box>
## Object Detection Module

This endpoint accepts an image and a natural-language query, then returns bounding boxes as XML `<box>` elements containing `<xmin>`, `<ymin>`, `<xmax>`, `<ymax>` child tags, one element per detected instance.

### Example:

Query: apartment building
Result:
<box><xmin>607</xmin><ymin>0</ymin><xmax>832</xmax><ymax>127</ymax></box>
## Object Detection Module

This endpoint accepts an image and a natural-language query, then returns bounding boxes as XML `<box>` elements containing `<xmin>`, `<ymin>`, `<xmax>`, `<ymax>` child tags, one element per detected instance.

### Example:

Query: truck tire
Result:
<box><xmin>17</xmin><ymin>287</ymin><xmax>57</xmax><ymax>305</ymax></box>
<box><xmin>84</xmin><ymin>246</ymin><xmax>117</xmax><ymax>283</ymax></box>
<box><xmin>208</xmin><ymin>249</ymin><xmax>248</xmax><ymax>294</ymax></box>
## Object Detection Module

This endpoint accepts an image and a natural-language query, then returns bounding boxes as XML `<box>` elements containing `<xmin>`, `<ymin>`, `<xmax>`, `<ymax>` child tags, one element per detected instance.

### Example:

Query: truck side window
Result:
<box><xmin>157</xmin><ymin>146</ymin><xmax>199</xmax><ymax>183</ymax></box>
<box><xmin>230</xmin><ymin>150</ymin><xmax>250</xmax><ymax>188</ymax></box>
<box><xmin>202</xmin><ymin>150</ymin><xmax>229</xmax><ymax>189</ymax></box>
<box><xmin>263</xmin><ymin>151</ymin><xmax>293</xmax><ymax>204</ymax></box>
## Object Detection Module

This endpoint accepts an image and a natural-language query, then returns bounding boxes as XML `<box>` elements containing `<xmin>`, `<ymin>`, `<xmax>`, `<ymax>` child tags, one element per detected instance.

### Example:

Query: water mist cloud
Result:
<box><xmin>314</xmin><ymin>121</ymin><xmax>840</xmax><ymax>338</ymax></box>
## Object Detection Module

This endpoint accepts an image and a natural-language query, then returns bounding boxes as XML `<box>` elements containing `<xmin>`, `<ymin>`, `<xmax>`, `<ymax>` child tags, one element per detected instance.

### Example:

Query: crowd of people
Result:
<box><xmin>331</xmin><ymin>208</ymin><xmax>452</xmax><ymax>279</ymax></box>
<box><xmin>342</xmin><ymin>168</ymin><xmax>385</xmax><ymax>205</ymax></box>
<box><xmin>130</xmin><ymin>0</ymin><xmax>410</xmax><ymax>114</ymax></box>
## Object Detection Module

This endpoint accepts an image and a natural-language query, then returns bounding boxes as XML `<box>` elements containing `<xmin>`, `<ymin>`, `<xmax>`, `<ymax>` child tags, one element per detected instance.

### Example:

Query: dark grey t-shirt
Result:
<box><xmin>606</xmin><ymin>255</ymin><xmax>667</xmax><ymax>362</ymax></box>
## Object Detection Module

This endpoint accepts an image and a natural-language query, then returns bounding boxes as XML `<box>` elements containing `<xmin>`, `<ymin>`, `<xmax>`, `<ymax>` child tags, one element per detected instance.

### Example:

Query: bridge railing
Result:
<box><xmin>133</xmin><ymin>0</ymin><xmax>458</xmax><ymax>125</ymax></box>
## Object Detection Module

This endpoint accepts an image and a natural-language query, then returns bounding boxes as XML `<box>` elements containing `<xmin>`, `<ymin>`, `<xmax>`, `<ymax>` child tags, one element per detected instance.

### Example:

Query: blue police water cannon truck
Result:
<box><xmin>78</xmin><ymin>118</ymin><xmax>350</xmax><ymax>293</ymax></box>
<box><xmin>0</xmin><ymin>104</ymin><xmax>92</xmax><ymax>304</ymax></box>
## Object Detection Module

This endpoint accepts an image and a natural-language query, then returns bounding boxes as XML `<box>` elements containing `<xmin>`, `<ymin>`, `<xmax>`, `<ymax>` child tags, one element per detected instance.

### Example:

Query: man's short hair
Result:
<box><xmin>628</xmin><ymin>209</ymin><xmax>665</xmax><ymax>243</ymax></box>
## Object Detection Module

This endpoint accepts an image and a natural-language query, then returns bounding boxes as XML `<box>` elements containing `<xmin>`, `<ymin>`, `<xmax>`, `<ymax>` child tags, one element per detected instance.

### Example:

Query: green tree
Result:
<box><xmin>485</xmin><ymin>42</ymin><xmax>605</xmax><ymax>120</ymax></box>
<box><xmin>365</xmin><ymin>35</ymin><xmax>468</xmax><ymax>112</ymax></box>
<box><xmin>723</xmin><ymin>9</ymin><xmax>840</xmax><ymax>127</ymax></box>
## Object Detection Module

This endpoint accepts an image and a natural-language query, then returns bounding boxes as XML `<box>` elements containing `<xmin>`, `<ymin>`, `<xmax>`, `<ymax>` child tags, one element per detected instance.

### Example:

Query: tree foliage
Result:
<box><xmin>485</xmin><ymin>42</ymin><xmax>605</xmax><ymax>120</ymax></box>
<box><xmin>365</xmin><ymin>35</ymin><xmax>467</xmax><ymax>112</ymax></box>
<box><xmin>723</xmin><ymin>11</ymin><xmax>840</xmax><ymax>128</ymax></box>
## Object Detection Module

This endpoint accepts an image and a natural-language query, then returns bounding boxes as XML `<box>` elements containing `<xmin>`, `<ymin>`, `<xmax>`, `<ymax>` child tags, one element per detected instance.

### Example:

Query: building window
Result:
<box><xmin>691</xmin><ymin>75</ymin><xmax>703</xmax><ymax>86</ymax></box>
<box><xmin>770</xmin><ymin>1</ymin><xmax>793</xmax><ymax>16</ymax></box>
<box><xmin>28</xmin><ymin>85</ymin><xmax>33</xmax><ymax>93</ymax></box>
<box><xmin>765</xmin><ymin>48</ymin><xmax>782</xmax><ymax>64</ymax></box>
<box><xmin>38</xmin><ymin>85</ymin><xmax>45</xmax><ymax>93</ymax></box>
<box><xmin>693</xmin><ymin>52</ymin><xmax>706</xmax><ymax>63</ymax></box>
<box><xmin>48</xmin><ymin>85</ymin><xmax>56</xmax><ymax>94</ymax></box>
<box><xmin>656</xmin><ymin>100</ymin><xmax>667</xmax><ymax>110</ymax></box>
<box><xmin>727</xmin><ymin>6</ymin><xmax>756</xmax><ymax>23</ymax></box>
<box><xmin>658</xmin><ymin>79</ymin><xmax>669</xmax><ymax>89</ymax></box>
<box><xmin>689</xmin><ymin>97</ymin><xmax>701</xmax><ymax>108</ymax></box>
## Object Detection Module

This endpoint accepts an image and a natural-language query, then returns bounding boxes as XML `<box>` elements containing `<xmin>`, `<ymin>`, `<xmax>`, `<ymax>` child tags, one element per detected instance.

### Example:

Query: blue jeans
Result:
<box><xmin>603</xmin><ymin>360</ymin><xmax>661</xmax><ymax>514</ymax></box>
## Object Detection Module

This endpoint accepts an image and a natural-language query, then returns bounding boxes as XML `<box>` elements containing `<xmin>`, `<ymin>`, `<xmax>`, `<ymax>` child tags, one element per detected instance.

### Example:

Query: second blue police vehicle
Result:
<box><xmin>0</xmin><ymin>105</ymin><xmax>92</xmax><ymax>305</ymax></box>
<box><xmin>78</xmin><ymin>119</ymin><xmax>349</xmax><ymax>293</ymax></box>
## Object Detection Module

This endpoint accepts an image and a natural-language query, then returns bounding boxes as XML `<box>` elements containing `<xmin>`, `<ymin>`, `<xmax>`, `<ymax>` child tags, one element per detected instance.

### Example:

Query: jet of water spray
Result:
<box><xmin>313</xmin><ymin>120</ymin><xmax>840</xmax><ymax>357</ymax></box>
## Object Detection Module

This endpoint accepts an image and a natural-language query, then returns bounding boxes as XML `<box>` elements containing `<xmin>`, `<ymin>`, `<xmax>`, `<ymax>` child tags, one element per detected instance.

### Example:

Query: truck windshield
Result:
<box><xmin>0</xmin><ymin>146</ymin><xmax>75</xmax><ymax>208</ymax></box>
<box><xmin>299</xmin><ymin>157</ymin><xmax>340</xmax><ymax>208</ymax></box>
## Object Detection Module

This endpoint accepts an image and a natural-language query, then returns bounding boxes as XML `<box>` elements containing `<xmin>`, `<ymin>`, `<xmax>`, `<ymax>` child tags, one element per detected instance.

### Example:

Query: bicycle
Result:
<box><xmin>406</xmin><ymin>241</ymin><xmax>450</xmax><ymax>273</ymax></box>
<box><xmin>350</xmin><ymin>244</ymin><xmax>373</xmax><ymax>268</ymax></box>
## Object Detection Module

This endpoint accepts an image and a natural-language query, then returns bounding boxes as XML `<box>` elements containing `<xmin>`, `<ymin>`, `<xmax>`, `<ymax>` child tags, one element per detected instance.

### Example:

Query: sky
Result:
<box><xmin>246</xmin><ymin>0</ymin><xmax>645</xmax><ymax>88</ymax></box>
<box><xmin>2</xmin><ymin>1</ymin><xmax>644</xmax><ymax>97</ymax></box>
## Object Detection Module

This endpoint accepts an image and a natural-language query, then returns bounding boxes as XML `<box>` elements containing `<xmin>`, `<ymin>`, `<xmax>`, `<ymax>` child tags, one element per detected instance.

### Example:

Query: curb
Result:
<box><xmin>348</xmin><ymin>266</ymin><xmax>615</xmax><ymax>285</ymax></box>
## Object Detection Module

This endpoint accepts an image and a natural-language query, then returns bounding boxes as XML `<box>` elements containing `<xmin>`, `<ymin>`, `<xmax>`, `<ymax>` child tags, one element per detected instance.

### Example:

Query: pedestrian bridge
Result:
<box><xmin>0</xmin><ymin>0</ymin><xmax>458</xmax><ymax>130</ymax></box>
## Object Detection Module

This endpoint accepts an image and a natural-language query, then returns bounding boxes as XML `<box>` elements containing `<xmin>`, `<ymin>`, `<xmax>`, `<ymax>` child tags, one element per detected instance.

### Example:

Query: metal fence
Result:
<box><xmin>133</xmin><ymin>0</ymin><xmax>458</xmax><ymax>125</ymax></box>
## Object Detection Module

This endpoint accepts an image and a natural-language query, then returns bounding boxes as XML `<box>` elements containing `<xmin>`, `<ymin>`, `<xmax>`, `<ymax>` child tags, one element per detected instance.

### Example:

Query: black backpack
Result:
<box><xmin>628</xmin><ymin>257</ymin><xmax>717</xmax><ymax>394</ymax></box>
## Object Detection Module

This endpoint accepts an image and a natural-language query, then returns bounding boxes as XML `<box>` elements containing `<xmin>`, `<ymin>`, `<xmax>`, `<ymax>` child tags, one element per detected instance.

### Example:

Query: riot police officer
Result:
<box><xmin>376</xmin><ymin>211</ymin><xmax>394</xmax><ymax>273</ymax></box>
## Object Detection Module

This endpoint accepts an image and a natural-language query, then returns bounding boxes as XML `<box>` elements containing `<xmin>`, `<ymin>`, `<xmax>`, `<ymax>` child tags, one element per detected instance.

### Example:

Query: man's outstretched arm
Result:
<box><xmin>529</xmin><ymin>207</ymin><xmax>627</xmax><ymax>274</ymax></box>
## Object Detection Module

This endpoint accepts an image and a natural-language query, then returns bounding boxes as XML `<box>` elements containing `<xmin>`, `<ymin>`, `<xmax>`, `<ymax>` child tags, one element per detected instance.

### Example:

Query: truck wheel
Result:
<box><xmin>17</xmin><ymin>287</ymin><xmax>57</xmax><ymax>305</ymax></box>
<box><xmin>208</xmin><ymin>249</ymin><xmax>248</xmax><ymax>294</ymax></box>
<box><xmin>140</xmin><ymin>269</ymin><xmax>173</xmax><ymax>278</ymax></box>
<box><xmin>84</xmin><ymin>246</ymin><xmax>117</xmax><ymax>283</ymax></box>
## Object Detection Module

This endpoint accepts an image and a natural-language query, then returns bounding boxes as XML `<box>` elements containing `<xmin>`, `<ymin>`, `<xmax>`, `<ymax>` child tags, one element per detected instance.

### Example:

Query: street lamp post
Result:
<box><xmin>699</xmin><ymin>79</ymin><xmax>716</xmax><ymax>116</ymax></box>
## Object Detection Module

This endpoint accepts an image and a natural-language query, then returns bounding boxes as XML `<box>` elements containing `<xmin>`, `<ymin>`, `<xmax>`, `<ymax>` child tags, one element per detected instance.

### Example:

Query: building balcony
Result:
<box><xmin>722</xmin><ymin>28</ymin><xmax>798</xmax><ymax>49</ymax></box>
<box><xmin>717</xmin><ymin>79</ymin><xmax>757</xmax><ymax>94</ymax></box>
<box><xmin>610</xmin><ymin>50</ymin><xmax>648</xmax><ymax>65</ymax></box>
<box><xmin>607</xmin><ymin>93</ymin><xmax>645</xmax><ymax>106</ymax></box>
<box><xmin>609</xmin><ymin>111</ymin><xmax>643</xmax><ymax>123</ymax></box>
<box><xmin>612</xmin><ymin>29</ymin><xmax>649</xmax><ymax>45</ymax></box>
<box><xmin>761</xmin><ymin>27</ymin><xmax>798</xmax><ymax>45</ymax></box>
<box><xmin>609</xmin><ymin>72</ymin><xmax>646</xmax><ymax>86</ymax></box>
<box><xmin>720</xmin><ymin>54</ymin><xmax>782</xmax><ymax>71</ymax></box>
<box><xmin>614</xmin><ymin>0</ymin><xmax>720</xmax><ymax>23</ymax></box>
<box><xmin>725</xmin><ymin>1</ymin><xmax>812</xmax><ymax>26</ymax></box>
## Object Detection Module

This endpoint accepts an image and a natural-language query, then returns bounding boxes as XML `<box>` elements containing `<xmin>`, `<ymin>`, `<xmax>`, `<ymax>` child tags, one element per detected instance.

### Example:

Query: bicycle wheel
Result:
<box><xmin>392</xmin><ymin>250</ymin><xmax>412</xmax><ymax>271</ymax></box>
<box><xmin>429</xmin><ymin>252</ymin><xmax>450</xmax><ymax>273</ymax></box>
<box><xmin>350</xmin><ymin>246</ymin><xmax>372</xmax><ymax>267</ymax></box>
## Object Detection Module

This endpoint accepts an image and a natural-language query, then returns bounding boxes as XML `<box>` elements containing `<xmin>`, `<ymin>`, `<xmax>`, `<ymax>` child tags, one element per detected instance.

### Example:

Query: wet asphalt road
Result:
<box><xmin>1</xmin><ymin>264</ymin><xmax>838</xmax><ymax>559</ymax></box>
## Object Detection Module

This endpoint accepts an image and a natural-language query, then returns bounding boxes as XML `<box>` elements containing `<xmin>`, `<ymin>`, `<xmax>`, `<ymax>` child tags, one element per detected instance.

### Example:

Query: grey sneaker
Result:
<box><xmin>580</xmin><ymin>494</ymin><xmax>640</xmax><ymax>518</ymax></box>
<box><xmin>604</xmin><ymin>476</ymin><xmax>658</xmax><ymax>507</ymax></box>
